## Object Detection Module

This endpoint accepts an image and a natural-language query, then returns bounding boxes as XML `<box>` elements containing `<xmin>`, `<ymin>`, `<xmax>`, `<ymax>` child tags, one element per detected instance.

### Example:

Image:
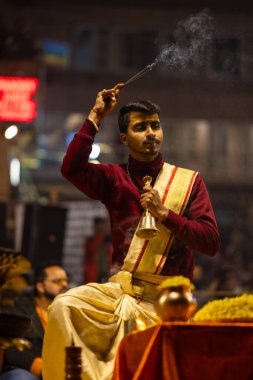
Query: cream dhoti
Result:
<box><xmin>42</xmin><ymin>279</ymin><xmax>160</xmax><ymax>380</ymax></box>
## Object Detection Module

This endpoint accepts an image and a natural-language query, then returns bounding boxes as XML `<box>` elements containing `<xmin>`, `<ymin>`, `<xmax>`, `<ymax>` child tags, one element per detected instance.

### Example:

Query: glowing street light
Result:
<box><xmin>4</xmin><ymin>125</ymin><xmax>18</xmax><ymax>140</ymax></box>
<box><xmin>10</xmin><ymin>157</ymin><xmax>20</xmax><ymax>186</ymax></box>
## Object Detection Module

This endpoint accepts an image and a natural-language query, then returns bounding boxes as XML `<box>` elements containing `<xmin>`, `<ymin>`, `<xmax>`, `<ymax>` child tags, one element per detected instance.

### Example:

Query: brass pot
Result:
<box><xmin>154</xmin><ymin>285</ymin><xmax>197</xmax><ymax>322</ymax></box>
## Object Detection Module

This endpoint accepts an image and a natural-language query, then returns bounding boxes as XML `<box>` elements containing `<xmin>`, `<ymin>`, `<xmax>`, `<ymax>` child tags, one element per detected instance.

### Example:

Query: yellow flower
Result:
<box><xmin>193</xmin><ymin>293</ymin><xmax>253</xmax><ymax>322</ymax></box>
<box><xmin>157</xmin><ymin>275</ymin><xmax>195</xmax><ymax>291</ymax></box>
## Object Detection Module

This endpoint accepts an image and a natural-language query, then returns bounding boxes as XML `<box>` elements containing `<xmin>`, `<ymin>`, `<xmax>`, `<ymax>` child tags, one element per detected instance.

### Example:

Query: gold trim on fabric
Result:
<box><xmin>109</xmin><ymin>271</ymin><xmax>168</xmax><ymax>303</ymax></box>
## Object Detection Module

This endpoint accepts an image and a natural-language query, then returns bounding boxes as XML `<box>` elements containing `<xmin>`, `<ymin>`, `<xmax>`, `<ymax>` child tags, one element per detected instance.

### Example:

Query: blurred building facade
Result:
<box><xmin>0</xmin><ymin>0</ymin><xmax>253</xmax><ymax>285</ymax></box>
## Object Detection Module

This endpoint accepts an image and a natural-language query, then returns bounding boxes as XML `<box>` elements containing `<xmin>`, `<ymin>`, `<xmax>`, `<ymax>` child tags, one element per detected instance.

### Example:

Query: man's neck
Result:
<box><xmin>35</xmin><ymin>295</ymin><xmax>52</xmax><ymax>311</ymax></box>
<box><xmin>127</xmin><ymin>153</ymin><xmax>164</xmax><ymax>178</ymax></box>
<box><xmin>129</xmin><ymin>152</ymin><xmax>159</xmax><ymax>162</ymax></box>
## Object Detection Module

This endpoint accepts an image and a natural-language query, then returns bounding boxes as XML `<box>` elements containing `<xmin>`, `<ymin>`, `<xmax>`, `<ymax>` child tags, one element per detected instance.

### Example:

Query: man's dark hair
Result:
<box><xmin>33</xmin><ymin>261</ymin><xmax>62</xmax><ymax>284</ymax></box>
<box><xmin>118</xmin><ymin>100</ymin><xmax>160</xmax><ymax>133</ymax></box>
<box><xmin>32</xmin><ymin>261</ymin><xmax>63</xmax><ymax>296</ymax></box>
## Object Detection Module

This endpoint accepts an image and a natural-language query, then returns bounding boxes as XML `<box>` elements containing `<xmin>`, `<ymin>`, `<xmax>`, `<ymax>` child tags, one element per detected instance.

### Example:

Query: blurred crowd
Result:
<box><xmin>193</xmin><ymin>223</ymin><xmax>253</xmax><ymax>306</ymax></box>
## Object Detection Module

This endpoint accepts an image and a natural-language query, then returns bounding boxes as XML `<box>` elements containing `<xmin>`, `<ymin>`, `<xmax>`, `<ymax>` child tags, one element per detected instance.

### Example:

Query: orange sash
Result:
<box><xmin>121</xmin><ymin>163</ymin><xmax>197</xmax><ymax>274</ymax></box>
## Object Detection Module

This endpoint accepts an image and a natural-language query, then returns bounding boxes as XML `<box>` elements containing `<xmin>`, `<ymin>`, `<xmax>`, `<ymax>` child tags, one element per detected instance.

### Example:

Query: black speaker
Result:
<box><xmin>0</xmin><ymin>202</ymin><xmax>12</xmax><ymax>248</ymax></box>
<box><xmin>0</xmin><ymin>203</ymin><xmax>7</xmax><ymax>245</ymax></box>
<box><xmin>21</xmin><ymin>204</ymin><xmax>67</xmax><ymax>268</ymax></box>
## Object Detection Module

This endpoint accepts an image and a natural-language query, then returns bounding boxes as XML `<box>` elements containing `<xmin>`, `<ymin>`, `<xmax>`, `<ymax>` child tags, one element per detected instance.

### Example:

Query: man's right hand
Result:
<box><xmin>88</xmin><ymin>83</ymin><xmax>124</xmax><ymax>126</ymax></box>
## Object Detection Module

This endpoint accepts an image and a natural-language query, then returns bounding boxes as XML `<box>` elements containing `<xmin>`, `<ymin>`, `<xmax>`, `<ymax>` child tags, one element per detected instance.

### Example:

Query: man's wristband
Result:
<box><xmin>87</xmin><ymin>118</ymin><xmax>100</xmax><ymax>132</ymax></box>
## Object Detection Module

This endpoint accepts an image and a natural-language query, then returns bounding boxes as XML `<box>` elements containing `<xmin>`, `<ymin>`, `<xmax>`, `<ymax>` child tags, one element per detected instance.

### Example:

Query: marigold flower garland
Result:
<box><xmin>157</xmin><ymin>275</ymin><xmax>195</xmax><ymax>291</ymax></box>
<box><xmin>193</xmin><ymin>293</ymin><xmax>253</xmax><ymax>322</ymax></box>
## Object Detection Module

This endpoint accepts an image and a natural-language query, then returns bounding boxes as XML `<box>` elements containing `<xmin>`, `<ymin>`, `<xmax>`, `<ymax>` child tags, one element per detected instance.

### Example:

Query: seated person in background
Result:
<box><xmin>0</xmin><ymin>262</ymin><xmax>69</xmax><ymax>380</ymax></box>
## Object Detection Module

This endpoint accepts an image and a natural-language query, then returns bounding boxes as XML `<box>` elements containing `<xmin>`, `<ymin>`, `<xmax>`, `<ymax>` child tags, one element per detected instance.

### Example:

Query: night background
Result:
<box><xmin>0</xmin><ymin>0</ymin><xmax>253</xmax><ymax>296</ymax></box>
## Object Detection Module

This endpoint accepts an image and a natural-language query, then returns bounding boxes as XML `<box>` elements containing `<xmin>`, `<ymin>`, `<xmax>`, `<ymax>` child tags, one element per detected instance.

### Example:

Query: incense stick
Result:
<box><xmin>123</xmin><ymin>62</ymin><xmax>156</xmax><ymax>86</ymax></box>
<box><xmin>102</xmin><ymin>62</ymin><xmax>156</xmax><ymax>100</ymax></box>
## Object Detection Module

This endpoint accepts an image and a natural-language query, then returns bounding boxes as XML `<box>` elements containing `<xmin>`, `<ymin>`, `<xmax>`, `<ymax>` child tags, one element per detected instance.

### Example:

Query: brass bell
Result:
<box><xmin>136</xmin><ymin>209</ymin><xmax>160</xmax><ymax>239</ymax></box>
<box><xmin>136</xmin><ymin>175</ymin><xmax>160</xmax><ymax>240</ymax></box>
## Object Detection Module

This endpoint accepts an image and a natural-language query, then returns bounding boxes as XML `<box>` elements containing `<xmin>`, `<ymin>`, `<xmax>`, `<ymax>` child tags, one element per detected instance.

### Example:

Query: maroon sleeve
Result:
<box><xmin>162</xmin><ymin>175</ymin><xmax>220</xmax><ymax>256</ymax></box>
<box><xmin>61</xmin><ymin>119</ymin><xmax>113</xmax><ymax>203</ymax></box>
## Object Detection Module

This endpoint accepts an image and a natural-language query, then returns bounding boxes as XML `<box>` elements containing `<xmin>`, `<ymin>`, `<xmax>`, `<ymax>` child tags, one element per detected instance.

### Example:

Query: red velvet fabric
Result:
<box><xmin>113</xmin><ymin>322</ymin><xmax>253</xmax><ymax>380</ymax></box>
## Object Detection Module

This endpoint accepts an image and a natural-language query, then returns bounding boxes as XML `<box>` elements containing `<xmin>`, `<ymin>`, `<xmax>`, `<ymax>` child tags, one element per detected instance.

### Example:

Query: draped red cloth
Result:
<box><xmin>113</xmin><ymin>322</ymin><xmax>253</xmax><ymax>380</ymax></box>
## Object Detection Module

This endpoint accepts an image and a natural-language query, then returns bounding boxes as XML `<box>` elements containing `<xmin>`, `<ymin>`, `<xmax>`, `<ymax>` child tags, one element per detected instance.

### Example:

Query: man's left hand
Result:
<box><xmin>140</xmin><ymin>188</ymin><xmax>169</xmax><ymax>221</ymax></box>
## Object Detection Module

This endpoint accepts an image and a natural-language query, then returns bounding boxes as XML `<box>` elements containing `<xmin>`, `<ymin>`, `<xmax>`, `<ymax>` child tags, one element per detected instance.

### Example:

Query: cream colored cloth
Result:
<box><xmin>42</xmin><ymin>280</ymin><xmax>160</xmax><ymax>380</ymax></box>
<box><xmin>122</xmin><ymin>163</ymin><xmax>197</xmax><ymax>274</ymax></box>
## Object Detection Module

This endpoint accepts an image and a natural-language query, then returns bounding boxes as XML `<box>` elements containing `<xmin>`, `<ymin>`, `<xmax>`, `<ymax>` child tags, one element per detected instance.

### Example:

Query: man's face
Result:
<box><xmin>120</xmin><ymin>112</ymin><xmax>163</xmax><ymax>161</ymax></box>
<box><xmin>37</xmin><ymin>265</ymin><xmax>69</xmax><ymax>301</ymax></box>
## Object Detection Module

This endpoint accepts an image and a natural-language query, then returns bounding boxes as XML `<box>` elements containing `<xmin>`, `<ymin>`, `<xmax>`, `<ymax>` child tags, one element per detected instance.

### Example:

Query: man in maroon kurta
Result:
<box><xmin>42</xmin><ymin>84</ymin><xmax>220</xmax><ymax>380</ymax></box>
<box><xmin>61</xmin><ymin>87</ymin><xmax>219</xmax><ymax>280</ymax></box>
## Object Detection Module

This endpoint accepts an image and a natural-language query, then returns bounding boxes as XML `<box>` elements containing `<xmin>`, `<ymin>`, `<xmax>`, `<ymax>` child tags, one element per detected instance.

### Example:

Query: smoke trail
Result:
<box><xmin>155</xmin><ymin>9</ymin><xmax>213</xmax><ymax>70</ymax></box>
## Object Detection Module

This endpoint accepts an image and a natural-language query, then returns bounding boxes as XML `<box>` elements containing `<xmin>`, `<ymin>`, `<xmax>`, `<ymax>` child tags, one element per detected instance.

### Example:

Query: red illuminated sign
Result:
<box><xmin>0</xmin><ymin>76</ymin><xmax>39</xmax><ymax>122</ymax></box>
